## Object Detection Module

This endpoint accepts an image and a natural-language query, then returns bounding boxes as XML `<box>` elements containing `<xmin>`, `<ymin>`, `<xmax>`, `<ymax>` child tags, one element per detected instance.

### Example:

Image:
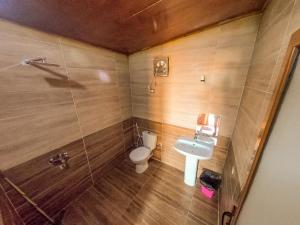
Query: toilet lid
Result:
<box><xmin>130</xmin><ymin>147</ymin><xmax>151</xmax><ymax>161</ymax></box>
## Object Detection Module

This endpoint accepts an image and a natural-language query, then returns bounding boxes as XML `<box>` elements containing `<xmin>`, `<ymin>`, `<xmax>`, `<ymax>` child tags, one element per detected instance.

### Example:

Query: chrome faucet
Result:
<box><xmin>194</xmin><ymin>131</ymin><xmax>200</xmax><ymax>140</ymax></box>
<box><xmin>49</xmin><ymin>152</ymin><xmax>69</xmax><ymax>170</ymax></box>
<box><xmin>195</xmin><ymin>113</ymin><xmax>221</xmax><ymax>138</ymax></box>
<box><xmin>194</xmin><ymin>127</ymin><xmax>208</xmax><ymax>141</ymax></box>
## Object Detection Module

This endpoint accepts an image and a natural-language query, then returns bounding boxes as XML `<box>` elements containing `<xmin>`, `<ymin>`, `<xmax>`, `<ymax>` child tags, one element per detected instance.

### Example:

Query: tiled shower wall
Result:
<box><xmin>129</xmin><ymin>14</ymin><xmax>260</xmax><ymax>174</ymax></box>
<box><xmin>0</xmin><ymin>19</ymin><xmax>133</xmax><ymax>224</ymax></box>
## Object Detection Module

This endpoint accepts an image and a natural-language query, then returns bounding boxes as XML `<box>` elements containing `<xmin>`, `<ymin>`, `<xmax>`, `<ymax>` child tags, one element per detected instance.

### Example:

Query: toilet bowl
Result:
<box><xmin>129</xmin><ymin>131</ymin><xmax>157</xmax><ymax>173</ymax></box>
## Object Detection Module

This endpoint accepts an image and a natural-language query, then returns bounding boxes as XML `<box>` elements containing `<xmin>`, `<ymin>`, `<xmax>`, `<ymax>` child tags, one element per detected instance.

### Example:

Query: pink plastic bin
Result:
<box><xmin>201</xmin><ymin>185</ymin><xmax>215</xmax><ymax>199</ymax></box>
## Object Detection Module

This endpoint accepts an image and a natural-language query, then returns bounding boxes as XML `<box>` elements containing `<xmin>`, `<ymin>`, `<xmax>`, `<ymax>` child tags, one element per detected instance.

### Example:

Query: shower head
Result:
<box><xmin>22</xmin><ymin>57</ymin><xmax>59</xmax><ymax>67</ymax></box>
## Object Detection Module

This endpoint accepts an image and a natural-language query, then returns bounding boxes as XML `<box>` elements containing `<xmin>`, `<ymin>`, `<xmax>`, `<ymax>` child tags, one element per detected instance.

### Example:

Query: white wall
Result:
<box><xmin>237</xmin><ymin>56</ymin><xmax>300</xmax><ymax>225</ymax></box>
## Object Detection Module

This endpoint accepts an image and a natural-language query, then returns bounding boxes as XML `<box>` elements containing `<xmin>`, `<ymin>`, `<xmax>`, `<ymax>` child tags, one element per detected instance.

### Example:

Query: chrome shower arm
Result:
<box><xmin>22</xmin><ymin>57</ymin><xmax>59</xmax><ymax>67</ymax></box>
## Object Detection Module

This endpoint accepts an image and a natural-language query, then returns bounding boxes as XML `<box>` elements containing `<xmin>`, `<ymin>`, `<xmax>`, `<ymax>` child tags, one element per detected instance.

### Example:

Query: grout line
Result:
<box><xmin>0</xmin><ymin>101</ymin><xmax>74</xmax><ymax>122</ymax></box>
<box><xmin>217</xmin><ymin>188</ymin><xmax>220</xmax><ymax>225</ymax></box>
<box><xmin>231</xmin><ymin>13</ymin><xmax>262</xmax><ymax>138</ymax></box>
<box><xmin>129</xmin><ymin>163</ymin><xmax>184</xmax><ymax>225</ymax></box>
<box><xmin>115</xmin><ymin>55</ymin><xmax>128</xmax><ymax>154</ymax></box>
<box><xmin>50</xmin><ymin>181</ymin><xmax>94</xmax><ymax>222</ymax></box>
<box><xmin>0</xmin><ymin>62</ymin><xmax>22</xmax><ymax>72</ymax></box>
<box><xmin>184</xmin><ymin>193</ymin><xmax>194</xmax><ymax>225</ymax></box>
<box><xmin>267</xmin><ymin>0</ymin><xmax>297</xmax><ymax>92</ymax></box>
<box><xmin>0</xmin><ymin>182</ymin><xmax>25</xmax><ymax>225</ymax></box>
<box><xmin>128</xmin><ymin>56</ymin><xmax>135</xmax><ymax>118</ymax></box>
<box><xmin>244</xmin><ymin>85</ymin><xmax>274</xmax><ymax>94</ymax></box>
<box><xmin>58</xmin><ymin>38</ymin><xmax>95</xmax><ymax>185</ymax></box>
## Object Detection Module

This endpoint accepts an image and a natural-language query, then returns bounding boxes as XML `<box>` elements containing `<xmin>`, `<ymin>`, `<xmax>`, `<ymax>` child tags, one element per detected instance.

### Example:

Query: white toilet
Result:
<box><xmin>129</xmin><ymin>131</ymin><xmax>157</xmax><ymax>173</ymax></box>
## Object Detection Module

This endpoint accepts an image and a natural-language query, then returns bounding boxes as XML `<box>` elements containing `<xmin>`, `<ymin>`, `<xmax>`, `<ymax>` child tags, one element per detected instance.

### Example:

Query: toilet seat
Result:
<box><xmin>129</xmin><ymin>147</ymin><xmax>151</xmax><ymax>162</ymax></box>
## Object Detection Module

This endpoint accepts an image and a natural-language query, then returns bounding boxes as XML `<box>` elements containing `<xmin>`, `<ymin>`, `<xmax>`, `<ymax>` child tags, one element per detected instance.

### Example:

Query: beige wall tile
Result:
<box><xmin>0</xmin><ymin>32</ymin><xmax>62</xmax><ymax>70</ymax></box>
<box><xmin>130</xmin><ymin>14</ymin><xmax>260</xmax><ymax>139</ymax></box>
<box><xmin>61</xmin><ymin>42</ymin><xmax>116</xmax><ymax>70</ymax></box>
<box><xmin>0</xmin><ymin>19</ymin><xmax>131</xmax><ymax>170</ymax></box>
<box><xmin>0</xmin><ymin>104</ymin><xmax>81</xmax><ymax>170</ymax></box>
<box><xmin>231</xmin><ymin>0</ymin><xmax>300</xmax><ymax>188</ymax></box>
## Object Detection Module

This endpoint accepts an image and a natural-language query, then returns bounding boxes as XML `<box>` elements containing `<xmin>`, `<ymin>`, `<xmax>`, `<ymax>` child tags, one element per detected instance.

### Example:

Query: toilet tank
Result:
<box><xmin>142</xmin><ymin>131</ymin><xmax>157</xmax><ymax>150</ymax></box>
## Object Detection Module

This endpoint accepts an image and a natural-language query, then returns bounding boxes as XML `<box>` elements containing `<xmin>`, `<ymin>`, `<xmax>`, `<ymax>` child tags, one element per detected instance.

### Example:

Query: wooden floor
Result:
<box><xmin>60</xmin><ymin>158</ymin><xmax>218</xmax><ymax>225</ymax></box>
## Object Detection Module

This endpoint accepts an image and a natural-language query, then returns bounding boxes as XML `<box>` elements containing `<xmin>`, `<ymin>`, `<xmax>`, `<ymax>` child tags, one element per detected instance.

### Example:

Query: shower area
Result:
<box><xmin>0</xmin><ymin>19</ymin><xmax>135</xmax><ymax>224</ymax></box>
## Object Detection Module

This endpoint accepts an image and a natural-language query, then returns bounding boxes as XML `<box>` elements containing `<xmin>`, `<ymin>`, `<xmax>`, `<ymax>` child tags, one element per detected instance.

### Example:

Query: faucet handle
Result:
<box><xmin>49</xmin><ymin>152</ymin><xmax>69</xmax><ymax>169</ymax></box>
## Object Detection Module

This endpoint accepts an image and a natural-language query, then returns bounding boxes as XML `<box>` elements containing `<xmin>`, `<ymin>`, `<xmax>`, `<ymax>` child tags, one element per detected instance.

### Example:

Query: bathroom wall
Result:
<box><xmin>0</xmin><ymin>19</ymin><xmax>133</xmax><ymax>224</ymax></box>
<box><xmin>236</xmin><ymin>44</ymin><xmax>300</xmax><ymax>225</ymax></box>
<box><xmin>219</xmin><ymin>145</ymin><xmax>241</xmax><ymax>224</ymax></box>
<box><xmin>129</xmin><ymin>14</ymin><xmax>260</xmax><ymax>174</ymax></box>
<box><xmin>219</xmin><ymin>0</ymin><xmax>300</xmax><ymax>221</ymax></box>
<box><xmin>231</xmin><ymin>0</ymin><xmax>300</xmax><ymax>189</ymax></box>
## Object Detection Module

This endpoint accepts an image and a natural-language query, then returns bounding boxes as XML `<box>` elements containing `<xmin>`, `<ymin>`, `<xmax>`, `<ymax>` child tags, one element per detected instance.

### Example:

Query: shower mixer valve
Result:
<box><xmin>48</xmin><ymin>152</ymin><xmax>69</xmax><ymax>169</ymax></box>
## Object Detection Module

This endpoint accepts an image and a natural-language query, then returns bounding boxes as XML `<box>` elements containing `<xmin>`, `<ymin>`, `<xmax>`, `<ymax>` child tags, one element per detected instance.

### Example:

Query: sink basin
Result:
<box><xmin>174</xmin><ymin>137</ymin><xmax>214</xmax><ymax>160</ymax></box>
<box><xmin>174</xmin><ymin>136</ymin><xmax>215</xmax><ymax>186</ymax></box>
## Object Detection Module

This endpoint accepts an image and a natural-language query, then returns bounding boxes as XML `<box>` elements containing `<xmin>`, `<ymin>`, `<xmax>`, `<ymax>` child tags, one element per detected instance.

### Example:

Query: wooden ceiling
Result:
<box><xmin>0</xmin><ymin>0</ymin><xmax>267</xmax><ymax>54</ymax></box>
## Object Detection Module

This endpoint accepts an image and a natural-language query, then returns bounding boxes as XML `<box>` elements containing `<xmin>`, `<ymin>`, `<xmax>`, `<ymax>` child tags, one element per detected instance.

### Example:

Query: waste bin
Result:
<box><xmin>199</xmin><ymin>169</ymin><xmax>221</xmax><ymax>198</ymax></box>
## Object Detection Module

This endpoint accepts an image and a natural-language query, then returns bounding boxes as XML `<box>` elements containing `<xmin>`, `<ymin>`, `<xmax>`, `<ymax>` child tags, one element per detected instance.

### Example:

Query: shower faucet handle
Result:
<box><xmin>48</xmin><ymin>152</ymin><xmax>69</xmax><ymax>170</ymax></box>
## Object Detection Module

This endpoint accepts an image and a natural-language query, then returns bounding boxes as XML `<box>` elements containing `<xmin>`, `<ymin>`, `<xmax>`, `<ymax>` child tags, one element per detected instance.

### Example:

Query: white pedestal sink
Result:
<box><xmin>174</xmin><ymin>136</ymin><xmax>214</xmax><ymax>186</ymax></box>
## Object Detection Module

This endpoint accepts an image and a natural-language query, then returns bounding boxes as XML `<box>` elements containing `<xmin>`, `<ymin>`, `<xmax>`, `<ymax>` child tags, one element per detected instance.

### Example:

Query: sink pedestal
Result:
<box><xmin>184</xmin><ymin>155</ymin><xmax>199</xmax><ymax>186</ymax></box>
<box><xmin>174</xmin><ymin>137</ymin><xmax>214</xmax><ymax>187</ymax></box>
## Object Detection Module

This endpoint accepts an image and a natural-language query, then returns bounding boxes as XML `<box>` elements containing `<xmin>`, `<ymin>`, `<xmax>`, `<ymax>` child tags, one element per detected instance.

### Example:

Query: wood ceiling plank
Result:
<box><xmin>0</xmin><ymin>0</ymin><xmax>267</xmax><ymax>53</ymax></box>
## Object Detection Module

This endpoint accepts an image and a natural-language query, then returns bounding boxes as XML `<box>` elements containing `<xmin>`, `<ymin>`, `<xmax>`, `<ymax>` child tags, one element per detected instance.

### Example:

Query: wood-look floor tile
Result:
<box><xmin>62</xmin><ymin>159</ymin><xmax>218</xmax><ymax>225</ymax></box>
<box><xmin>116</xmin><ymin>158</ymin><xmax>161</xmax><ymax>186</ymax></box>
<box><xmin>153</xmin><ymin>164</ymin><xmax>195</xmax><ymax>198</ymax></box>
<box><xmin>141</xmin><ymin>177</ymin><xmax>192</xmax><ymax>221</ymax></box>
<box><xmin>134</xmin><ymin>189</ymin><xmax>187</xmax><ymax>225</ymax></box>
<box><xmin>123</xmin><ymin>198</ymin><xmax>176</xmax><ymax>225</ymax></box>
<box><xmin>62</xmin><ymin>204</ymin><xmax>92</xmax><ymax>225</ymax></box>
<box><xmin>72</xmin><ymin>188</ymin><xmax>132</xmax><ymax>225</ymax></box>
<box><xmin>94</xmin><ymin>179</ymin><xmax>133</xmax><ymax>214</ymax></box>
<box><xmin>185</xmin><ymin>213</ymin><xmax>208</xmax><ymax>225</ymax></box>
<box><xmin>188</xmin><ymin>197</ymin><xmax>218</xmax><ymax>225</ymax></box>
